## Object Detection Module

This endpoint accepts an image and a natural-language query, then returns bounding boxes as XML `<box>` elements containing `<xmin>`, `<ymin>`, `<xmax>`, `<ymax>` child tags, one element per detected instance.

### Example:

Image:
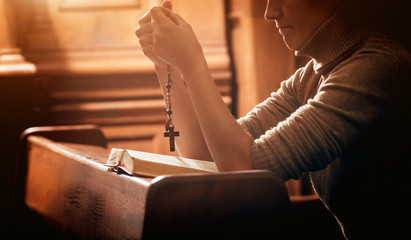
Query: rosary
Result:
<box><xmin>163</xmin><ymin>65</ymin><xmax>179</xmax><ymax>152</ymax></box>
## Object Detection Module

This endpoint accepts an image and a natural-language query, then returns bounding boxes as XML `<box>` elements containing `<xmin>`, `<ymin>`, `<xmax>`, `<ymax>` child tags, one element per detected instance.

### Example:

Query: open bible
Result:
<box><xmin>105</xmin><ymin>148</ymin><xmax>219</xmax><ymax>177</ymax></box>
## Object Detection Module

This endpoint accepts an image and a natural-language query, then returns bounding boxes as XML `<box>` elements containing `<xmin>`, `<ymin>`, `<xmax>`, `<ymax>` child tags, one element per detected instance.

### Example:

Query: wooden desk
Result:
<box><xmin>23</xmin><ymin>135</ymin><xmax>290</xmax><ymax>239</ymax></box>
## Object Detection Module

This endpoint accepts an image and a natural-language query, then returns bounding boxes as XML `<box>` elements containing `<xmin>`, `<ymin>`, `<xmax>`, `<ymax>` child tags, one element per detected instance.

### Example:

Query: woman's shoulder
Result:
<box><xmin>324</xmin><ymin>32</ymin><xmax>411</xmax><ymax>101</ymax></box>
<box><xmin>331</xmin><ymin>32</ymin><xmax>411</xmax><ymax>80</ymax></box>
<box><xmin>355</xmin><ymin>32</ymin><xmax>411</xmax><ymax>67</ymax></box>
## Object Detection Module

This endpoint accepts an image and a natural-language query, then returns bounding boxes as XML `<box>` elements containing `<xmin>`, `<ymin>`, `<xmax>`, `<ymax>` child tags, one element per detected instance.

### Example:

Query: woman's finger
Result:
<box><xmin>138</xmin><ymin>11</ymin><xmax>151</xmax><ymax>25</ymax></box>
<box><xmin>138</xmin><ymin>34</ymin><xmax>153</xmax><ymax>46</ymax></box>
<box><xmin>161</xmin><ymin>0</ymin><xmax>172</xmax><ymax>10</ymax></box>
<box><xmin>167</xmin><ymin>10</ymin><xmax>187</xmax><ymax>26</ymax></box>
<box><xmin>135</xmin><ymin>22</ymin><xmax>152</xmax><ymax>38</ymax></box>
<box><xmin>141</xmin><ymin>43</ymin><xmax>153</xmax><ymax>55</ymax></box>
<box><xmin>150</xmin><ymin>7</ymin><xmax>173</xmax><ymax>26</ymax></box>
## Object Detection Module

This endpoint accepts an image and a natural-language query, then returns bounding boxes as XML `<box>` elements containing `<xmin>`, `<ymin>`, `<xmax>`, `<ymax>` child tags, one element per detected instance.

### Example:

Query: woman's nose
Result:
<box><xmin>264</xmin><ymin>0</ymin><xmax>282</xmax><ymax>21</ymax></box>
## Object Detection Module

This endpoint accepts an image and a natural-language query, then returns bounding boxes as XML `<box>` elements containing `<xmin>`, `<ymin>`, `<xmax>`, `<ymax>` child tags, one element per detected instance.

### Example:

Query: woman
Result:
<box><xmin>136</xmin><ymin>0</ymin><xmax>411</xmax><ymax>238</ymax></box>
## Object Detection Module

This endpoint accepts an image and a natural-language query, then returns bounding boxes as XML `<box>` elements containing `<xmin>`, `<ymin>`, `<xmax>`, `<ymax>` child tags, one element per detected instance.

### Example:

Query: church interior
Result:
<box><xmin>0</xmin><ymin>0</ymin><xmax>364</xmax><ymax>238</ymax></box>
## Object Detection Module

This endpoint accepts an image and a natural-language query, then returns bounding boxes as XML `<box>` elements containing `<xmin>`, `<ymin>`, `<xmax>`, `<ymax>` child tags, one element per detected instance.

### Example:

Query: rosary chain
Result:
<box><xmin>163</xmin><ymin>65</ymin><xmax>180</xmax><ymax>152</ymax></box>
<box><xmin>165</xmin><ymin>65</ymin><xmax>173</xmax><ymax>130</ymax></box>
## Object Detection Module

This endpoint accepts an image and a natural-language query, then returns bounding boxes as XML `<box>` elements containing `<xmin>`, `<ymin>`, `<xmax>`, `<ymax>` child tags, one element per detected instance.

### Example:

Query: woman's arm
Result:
<box><xmin>156</xmin><ymin>64</ymin><xmax>213</xmax><ymax>161</ymax></box>
<box><xmin>136</xmin><ymin>1</ymin><xmax>212</xmax><ymax>161</ymax></box>
<box><xmin>181</xmin><ymin>56</ymin><xmax>254</xmax><ymax>171</ymax></box>
<box><xmin>149</xmin><ymin>6</ymin><xmax>253</xmax><ymax>171</ymax></box>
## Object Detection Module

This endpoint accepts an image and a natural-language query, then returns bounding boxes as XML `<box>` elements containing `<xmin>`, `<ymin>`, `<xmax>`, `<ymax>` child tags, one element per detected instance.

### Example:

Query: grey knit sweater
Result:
<box><xmin>238</xmin><ymin>15</ymin><xmax>411</xmax><ymax>238</ymax></box>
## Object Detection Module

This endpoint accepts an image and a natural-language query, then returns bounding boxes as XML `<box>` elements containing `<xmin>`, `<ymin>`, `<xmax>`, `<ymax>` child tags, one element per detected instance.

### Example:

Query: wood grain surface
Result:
<box><xmin>25</xmin><ymin>136</ymin><xmax>151</xmax><ymax>239</ymax></box>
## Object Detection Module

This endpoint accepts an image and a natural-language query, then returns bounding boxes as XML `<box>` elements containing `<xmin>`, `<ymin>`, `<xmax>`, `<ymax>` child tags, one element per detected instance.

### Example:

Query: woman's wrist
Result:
<box><xmin>180</xmin><ymin>55</ymin><xmax>209</xmax><ymax>82</ymax></box>
<box><xmin>154</xmin><ymin>62</ymin><xmax>167</xmax><ymax>72</ymax></box>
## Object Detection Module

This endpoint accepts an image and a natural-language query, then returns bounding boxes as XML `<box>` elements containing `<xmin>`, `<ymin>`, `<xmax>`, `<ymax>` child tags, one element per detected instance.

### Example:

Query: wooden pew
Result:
<box><xmin>18</xmin><ymin>126</ymin><xmax>291</xmax><ymax>239</ymax></box>
<box><xmin>12</xmin><ymin>125</ymin><xmax>107</xmax><ymax>216</ymax></box>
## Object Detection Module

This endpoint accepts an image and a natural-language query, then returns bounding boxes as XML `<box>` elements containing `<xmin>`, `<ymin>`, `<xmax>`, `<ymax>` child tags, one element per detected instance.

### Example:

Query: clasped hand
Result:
<box><xmin>135</xmin><ymin>1</ymin><xmax>203</xmax><ymax>74</ymax></box>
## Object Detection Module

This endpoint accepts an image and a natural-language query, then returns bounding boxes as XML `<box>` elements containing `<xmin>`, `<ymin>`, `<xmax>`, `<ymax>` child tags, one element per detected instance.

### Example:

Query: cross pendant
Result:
<box><xmin>164</xmin><ymin>126</ymin><xmax>179</xmax><ymax>152</ymax></box>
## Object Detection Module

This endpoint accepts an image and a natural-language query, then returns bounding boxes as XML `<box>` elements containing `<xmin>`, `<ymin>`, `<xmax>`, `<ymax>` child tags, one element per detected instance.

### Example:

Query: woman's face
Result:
<box><xmin>265</xmin><ymin>0</ymin><xmax>336</xmax><ymax>51</ymax></box>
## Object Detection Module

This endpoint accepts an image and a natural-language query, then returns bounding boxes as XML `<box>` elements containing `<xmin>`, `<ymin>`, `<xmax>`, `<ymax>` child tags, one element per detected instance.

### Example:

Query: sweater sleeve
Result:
<box><xmin>237</xmin><ymin>68</ymin><xmax>304</xmax><ymax>139</ymax></box>
<box><xmin>240</xmin><ymin>45</ymin><xmax>402</xmax><ymax>181</ymax></box>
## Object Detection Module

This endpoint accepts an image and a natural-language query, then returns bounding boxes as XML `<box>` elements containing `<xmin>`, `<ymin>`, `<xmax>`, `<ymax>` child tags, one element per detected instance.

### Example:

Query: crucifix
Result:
<box><xmin>163</xmin><ymin>65</ymin><xmax>179</xmax><ymax>152</ymax></box>
<box><xmin>164</xmin><ymin>124</ymin><xmax>179</xmax><ymax>152</ymax></box>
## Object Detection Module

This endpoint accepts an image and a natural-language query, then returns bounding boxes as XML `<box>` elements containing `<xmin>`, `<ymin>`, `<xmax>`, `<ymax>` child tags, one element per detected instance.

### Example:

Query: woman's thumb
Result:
<box><xmin>161</xmin><ymin>0</ymin><xmax>172</xmax><ymax>10</ymax></box>
<box><xmin>160</xmin><ymin>7</ymin><xmax>181</xmax><ymax>26</ymax></box>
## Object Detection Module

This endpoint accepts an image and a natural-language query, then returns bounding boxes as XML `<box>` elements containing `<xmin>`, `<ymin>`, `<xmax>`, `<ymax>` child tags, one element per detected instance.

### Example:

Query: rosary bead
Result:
<box><xmin>164</xmin><ymin>64</ymin><xmax>178</xmax><ymax>152</ymax></box>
